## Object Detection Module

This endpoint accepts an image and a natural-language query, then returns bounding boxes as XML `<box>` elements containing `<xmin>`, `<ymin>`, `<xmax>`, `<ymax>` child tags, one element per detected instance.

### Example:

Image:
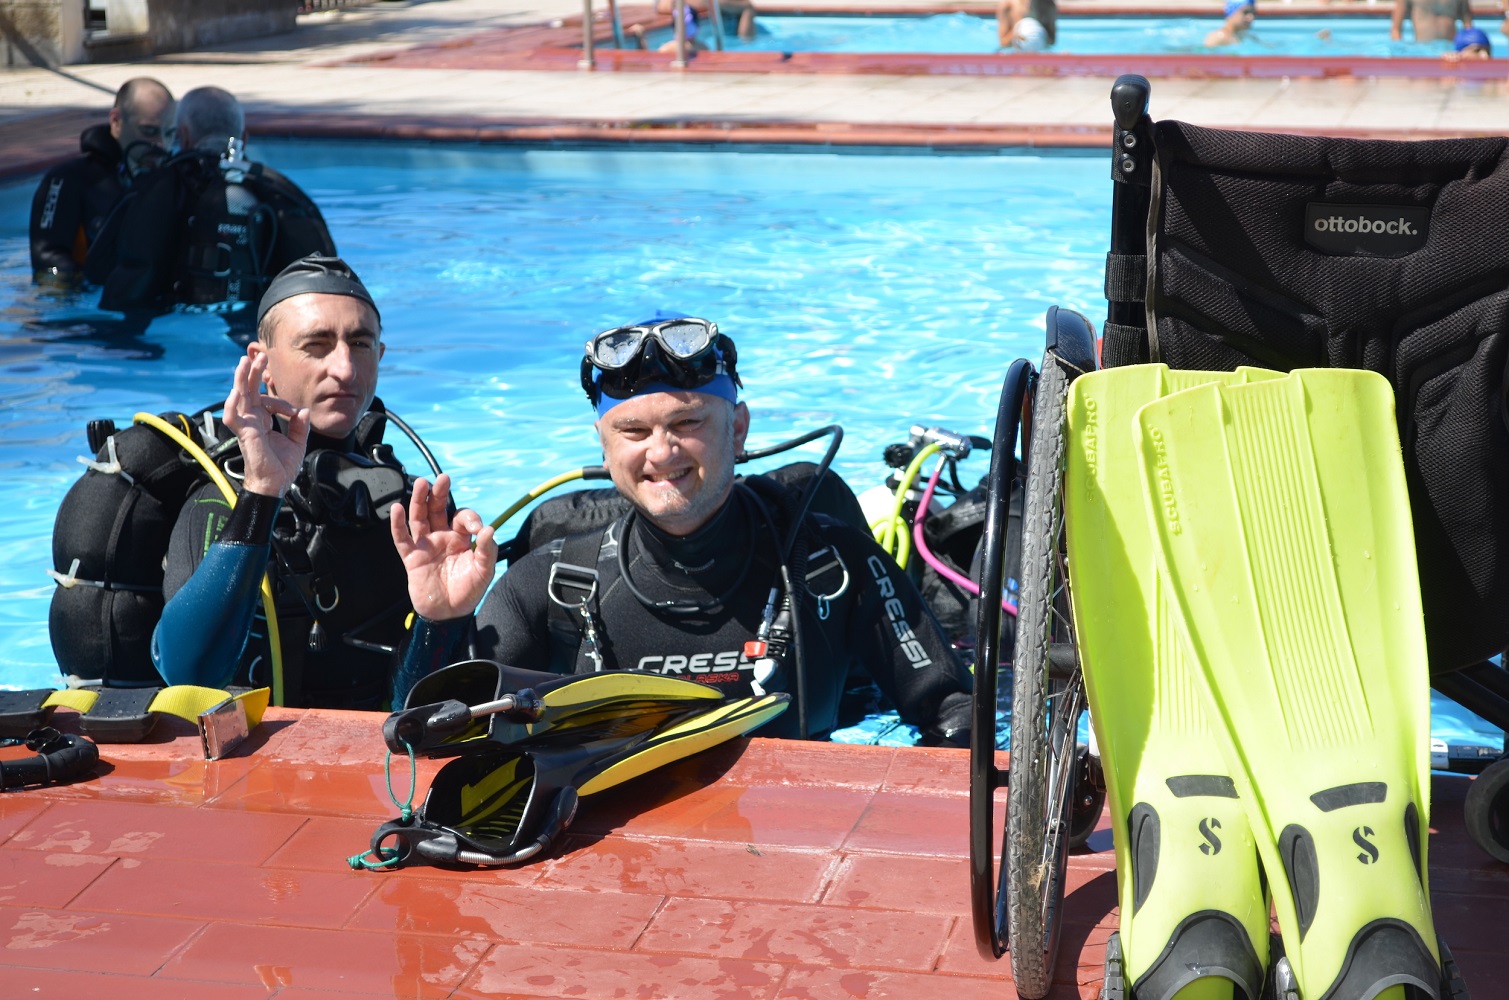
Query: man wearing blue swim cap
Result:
<box><xmin>1447</xmin><ymin>25</ymin><xmax>1493</xmax><ymax>58</ymax></box>
<box><xmin>1206</xmin><ymin>0</ymin><xmax>1256</xmax><ymax>47</ymax></box>
<box><xmin>392</xmin><ymin>316</ymin><xmax>974</xmax><ymax>744</ymax></box>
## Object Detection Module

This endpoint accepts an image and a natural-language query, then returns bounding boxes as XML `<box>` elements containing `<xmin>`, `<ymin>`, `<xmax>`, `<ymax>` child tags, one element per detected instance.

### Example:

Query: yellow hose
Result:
<box><xmin>490</xmin><ymin>469</ymin><xmax>589</xmax><ymax>531</ymax></box>
<box><xmin>871</xmin><ymin>441</ymin><xmax>943</xmax><ymax>570</ymax></box>
<box><xmin>134</xmin><ymin>413</ymin><xmax>286</xmax><ymax>707</ymax></box>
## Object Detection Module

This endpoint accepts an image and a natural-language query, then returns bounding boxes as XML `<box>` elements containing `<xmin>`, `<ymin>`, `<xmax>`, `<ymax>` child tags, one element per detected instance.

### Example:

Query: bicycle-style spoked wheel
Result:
<box><xmin>1004</xmin><ymin>349</ymin><xmax>1086</xmax><ymax>999</ymax></box>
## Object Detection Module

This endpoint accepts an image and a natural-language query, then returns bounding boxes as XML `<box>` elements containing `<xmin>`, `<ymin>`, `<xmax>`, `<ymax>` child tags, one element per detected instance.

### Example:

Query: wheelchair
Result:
<box><xmin>969</xmin><ymin>73</ymin><xmax>1509</xmax><ymax>999</ymax></box>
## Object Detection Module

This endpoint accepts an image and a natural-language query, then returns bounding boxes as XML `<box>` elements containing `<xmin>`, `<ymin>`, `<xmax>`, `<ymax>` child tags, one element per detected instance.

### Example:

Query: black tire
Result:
<box><xmin>1004</xmin><ymin>351</ymin><xmax>1085</xmax><ymax>999</ymax></box>
<box><xmin>1464</xmin><ymin>755</ymin><xmax>1509</xmax><ymax>865</ymax></box>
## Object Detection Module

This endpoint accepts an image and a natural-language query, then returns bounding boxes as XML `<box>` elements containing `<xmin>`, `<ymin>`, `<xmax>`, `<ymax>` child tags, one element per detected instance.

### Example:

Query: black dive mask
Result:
<box><xmin>580</xmin><ymin>318</ymin><xmax>741</xmax><ymax>407</ymax></box>
<box><xmin>291</xmin><ymin>446</ymin><xmax>409</xmax><ymax>528</ymax></box>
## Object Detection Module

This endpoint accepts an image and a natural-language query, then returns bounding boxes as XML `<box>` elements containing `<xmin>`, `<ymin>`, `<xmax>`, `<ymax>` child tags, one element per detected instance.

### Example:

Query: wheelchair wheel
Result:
<box><xmin>969</xmin><ymin>358</ymin><xmax>1033</xmax><ymax>964</ymax></box>
<box><xmin>1464</xmin><ymin>755</ymin><xmax>1509</xmax><ymax>864</ymax></box>
<box><xmin>1004</xmin><ymin>349</ymin><xmax>1086</xmax><ymax>999</ymax></box>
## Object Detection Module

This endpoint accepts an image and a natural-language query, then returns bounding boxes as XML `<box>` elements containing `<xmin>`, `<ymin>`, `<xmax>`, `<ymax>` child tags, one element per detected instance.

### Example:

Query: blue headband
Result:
<box><xmin>1455</xmin><ymin>27</ymin><xmax>1490</xmax><ymax>51</ymax></box>
<box><xmin>594</xmin><ymin>370</ymin><xmax>738</xmax><ymax>418</ymax></box>
<box><xmin>1223</xmin><ymin>0</ymin><xmax>1254</xmax><ymax>17</ymax></box>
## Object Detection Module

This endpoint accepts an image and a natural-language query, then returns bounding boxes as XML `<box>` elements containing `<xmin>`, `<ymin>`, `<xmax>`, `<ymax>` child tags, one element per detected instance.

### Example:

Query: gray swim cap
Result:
<box><xmin>256</xmin><ymin>254</ymin><xmax>380</xmax><ymax>328</ymax></box>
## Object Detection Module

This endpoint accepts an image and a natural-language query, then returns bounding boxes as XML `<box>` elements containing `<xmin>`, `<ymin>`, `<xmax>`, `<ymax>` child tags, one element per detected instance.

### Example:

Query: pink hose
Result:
<box><xmin>913</xmin><ymin>457</ymin><xmax>1019</xmax><ymax>617</ymax></box>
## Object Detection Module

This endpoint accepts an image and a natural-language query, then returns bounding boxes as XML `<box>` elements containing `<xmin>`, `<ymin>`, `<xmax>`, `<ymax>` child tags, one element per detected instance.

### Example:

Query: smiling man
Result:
<box><xmin>152</xmin><ymin>255</ymin><xmax>424</xmax><ymax>708</ymax></box>
<box><xmin>391</xmin><ymin>317</ymin><xmax>973</xmax><ymax>743</ymax></box>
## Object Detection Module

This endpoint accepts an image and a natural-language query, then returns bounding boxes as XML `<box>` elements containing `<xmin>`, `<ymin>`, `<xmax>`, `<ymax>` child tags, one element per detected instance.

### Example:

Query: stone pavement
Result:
<box><xmin>0</xmin><ymin>0</ymin><xmax>1505</xmax><ymax>174</ymax></box>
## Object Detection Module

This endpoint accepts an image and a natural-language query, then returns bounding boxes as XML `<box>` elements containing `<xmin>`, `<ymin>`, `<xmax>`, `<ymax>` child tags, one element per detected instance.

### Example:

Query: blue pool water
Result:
<box><xmin>0</xmin><ymin>139</ymin><xmax>1500</xmax><ymax>756</ymax></box>
<box><xmin>652</xmin><ymin>13</ymin><xmax>1503</xmax><ymax>57</ymax></box>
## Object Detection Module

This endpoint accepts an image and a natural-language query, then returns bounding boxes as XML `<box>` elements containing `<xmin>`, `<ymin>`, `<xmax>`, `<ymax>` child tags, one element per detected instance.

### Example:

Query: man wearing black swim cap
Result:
<box><xmin>151</xmin><ymin>255</ymin><xmax>433</xmax><ymax>708</ymax></box>
<box><xmin>390</xmin><ymin>318</ymin><xmax>973</xmax><ymax>743</ymax></box>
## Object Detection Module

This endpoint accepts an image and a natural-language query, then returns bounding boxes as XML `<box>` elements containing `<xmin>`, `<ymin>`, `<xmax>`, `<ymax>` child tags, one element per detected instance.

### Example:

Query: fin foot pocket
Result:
<box><xmin>1133</xmin><ymin>910</ymin><xmax>1266</xmax><ymax>1000</ymax></box>
<box><xmin>1318</xmin><ymin>920</ymin><xmax>1445</xmax><ymax>1000</ymax></box>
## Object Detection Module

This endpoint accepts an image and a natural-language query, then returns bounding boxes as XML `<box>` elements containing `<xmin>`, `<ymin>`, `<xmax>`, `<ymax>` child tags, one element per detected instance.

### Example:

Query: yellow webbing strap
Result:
<box><xmin>42</xmin><ymin>686</ymin><xmax>270</xmax><ymax>728</ymax></box>
<box><xmin>42</xmin><ymin>689</ymin><xmax>100</xmax><ymax>713</ymax></box>
<box><xmin>133</xmin><ymin>412</ymin><xmax>286</xmax><ymax>706</ymax></box>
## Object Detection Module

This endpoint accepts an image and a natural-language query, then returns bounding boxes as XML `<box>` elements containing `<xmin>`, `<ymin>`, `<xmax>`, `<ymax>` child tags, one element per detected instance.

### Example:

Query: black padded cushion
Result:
<box><xmin>1145</xmin><ymin>122</ymin><xmax>1509</xmax><ymax>671</ymax></box>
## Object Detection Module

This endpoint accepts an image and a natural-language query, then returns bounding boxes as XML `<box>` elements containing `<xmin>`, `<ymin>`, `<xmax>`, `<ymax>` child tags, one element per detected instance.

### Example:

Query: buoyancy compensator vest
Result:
<box><xmin>48</xmin><ymin>409</ymin><xmax>237</xmax><ymax>686</ymax></box>
<box><xmin>88</xmin><ymin>142</ymin><xmax>337</xmax><ymax>315</ymax></box>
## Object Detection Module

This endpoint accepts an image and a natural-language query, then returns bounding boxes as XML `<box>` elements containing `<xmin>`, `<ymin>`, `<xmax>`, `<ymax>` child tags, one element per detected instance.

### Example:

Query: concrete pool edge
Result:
<box><xmin>5</xmin><ymin>108</ymin><xmax>1504</xmax><ymax>184</ymax></box>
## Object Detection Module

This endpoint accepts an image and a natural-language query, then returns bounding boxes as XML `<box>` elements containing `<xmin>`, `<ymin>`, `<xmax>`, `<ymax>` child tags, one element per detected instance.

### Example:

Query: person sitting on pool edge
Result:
<box><xmin>1391</xmin><ymin>0</ymin><xmax>1471</xmax><ymax>43</ymax></box>
<box><xmin>1205</xmin><ymin>0</ymin><xmax>1256</xmax><ymax>47</ymax></box>
<box><xmin>1443</xmin><ymin>25</ymin><xmax>1492</xmax><ymax>58</ymax></box>
<box><xmin>151</xmin><ymin>255</ymin><xmax>426</xmax><ymax>709</ymax></box>
<box><xmin>28</xmin><ymin>78</ymin><xmax>175</xmax><ymax>289</ymax></box>
<box><xmin>389</xmin><ymin>317</ymin><xmax>974</xmax><ymax>744</ymax></box>
<box><xmin>997</xmin><ymin>0</ymin><xmax>1057</xmax><ymax>50</ymax></box>
<box><xmin>658</xmin><ymin>0</ymin><xmax>756</xmax><ymax>41</ymax></box>
<box><xmin>85</xmin><ymin>86</ymin><xmax>337</xmax><ymax>337</ymax></box>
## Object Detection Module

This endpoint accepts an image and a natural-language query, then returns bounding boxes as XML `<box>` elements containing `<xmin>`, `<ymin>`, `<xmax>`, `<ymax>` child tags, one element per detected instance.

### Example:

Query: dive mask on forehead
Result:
<box><xmin>580</xmin><ymin>318</ymin><xmax>741</xmax><ymax>409</ymax></box>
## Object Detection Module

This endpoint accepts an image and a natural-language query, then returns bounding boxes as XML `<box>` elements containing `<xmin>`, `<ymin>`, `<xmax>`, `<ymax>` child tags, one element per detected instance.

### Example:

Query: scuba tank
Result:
<box><xmin>178</xmin><ymin>138</ymin><xmax>276</xmax><ymax>309</ymax></box>
<box><xmin>48</xmin><ymin>411</ymin><xmax>235</xmax><ymax>687</ymax></box>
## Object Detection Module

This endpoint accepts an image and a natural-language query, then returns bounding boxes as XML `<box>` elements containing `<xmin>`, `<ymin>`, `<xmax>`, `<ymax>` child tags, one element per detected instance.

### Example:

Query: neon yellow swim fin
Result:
<box><xmin>1067</xmin><ymin>364</ymin><xmax>1280</xmax><ymax>1000</ymax></box>
<box><xmin>1136</xmin><ymin>369</ymin><xmax>1446</xmax><ymax>1000</ymax></box>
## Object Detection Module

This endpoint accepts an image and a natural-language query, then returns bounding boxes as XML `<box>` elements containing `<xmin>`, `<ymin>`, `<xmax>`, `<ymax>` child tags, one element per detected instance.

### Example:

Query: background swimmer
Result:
<box><xmin>997</xmin><ymin>0</ymin><xmax>1057</xmax><ymax>50</ymax></box>
<box><xmin>1391</xmin><ymin>0</ymin><xmax>1471</xmax><ymax>43</ymax></box>
<box><xmin>1444</xmin><ymin>25</ymin><xmax>1493</xmax><ymax>58</ymax></box>
<box><xmin>1206</xmin><ymin>0</ymin><xmax>1256</xmax><ymax>47</ymax></box>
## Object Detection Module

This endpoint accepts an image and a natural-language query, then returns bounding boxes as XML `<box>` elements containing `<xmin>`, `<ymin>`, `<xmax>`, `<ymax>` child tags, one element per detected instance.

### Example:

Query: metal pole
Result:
<box><xmin>608</xmin><ymin>0</ymin><xmax>624</xmax><ymax>47</ymax></box>
<box><xmin>579</xmin><ymin>0</ymin><xmax>595</xmax><ymax>69</ymax></box>
<box><xmin>708</xmin><ymin>0</ymin><xmax>725</xmax><ymax>50</ymax></box>
<box><xmin>672</xmin><ymin>0</ymin><xmax>688</xmax><ymax>68</ymax></box>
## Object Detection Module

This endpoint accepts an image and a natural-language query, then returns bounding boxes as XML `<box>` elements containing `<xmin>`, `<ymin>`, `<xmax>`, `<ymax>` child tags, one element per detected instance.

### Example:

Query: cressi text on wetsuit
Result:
<box><xmin>29</xmin><ymin>125</ymin><xmax>127</xmax><ymax>285</ymax></box>
<box><xmin>402</xmin><ymin>478</ymin><xmax>973</xmax><ymax>741</ymax></box>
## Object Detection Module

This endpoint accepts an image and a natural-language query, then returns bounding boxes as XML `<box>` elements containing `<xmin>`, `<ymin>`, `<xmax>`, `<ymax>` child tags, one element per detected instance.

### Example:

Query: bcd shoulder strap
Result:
<box><xmin>545</xmin><ymin>524</ymin><xmax>612</xmax><ymax>674</ymax></box>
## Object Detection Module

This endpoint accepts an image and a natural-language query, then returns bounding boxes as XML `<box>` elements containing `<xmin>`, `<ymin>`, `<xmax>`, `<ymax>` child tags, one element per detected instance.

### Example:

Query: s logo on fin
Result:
<box><xmin>1353</xmin><ymin>826</ymin><xmax>1379</xmax><ymax>865</ymax></box>
<box><xmin>1198</xmin><ymin>817</ymin><xmax>1222</xmax><ymax>856</ymax></box>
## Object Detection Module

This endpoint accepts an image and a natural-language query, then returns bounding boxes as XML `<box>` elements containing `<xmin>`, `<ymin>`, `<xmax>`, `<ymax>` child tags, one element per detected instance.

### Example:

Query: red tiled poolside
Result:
<box><xmin>0</xmin><ymin>710</ymin><xmax>1502</xmax><ymax>999</ymax></box>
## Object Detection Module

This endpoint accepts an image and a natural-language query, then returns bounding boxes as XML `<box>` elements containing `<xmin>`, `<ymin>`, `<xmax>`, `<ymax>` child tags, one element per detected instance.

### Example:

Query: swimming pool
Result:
<box><xmin>650</xmin><ymin>12</ymin><xmax>1503</xmax><ymax>57</ymax></box>
<box><xmin>0</xmin><ymin>138</ymin><xmax>1500</xmax><ymax>754</ymax></box>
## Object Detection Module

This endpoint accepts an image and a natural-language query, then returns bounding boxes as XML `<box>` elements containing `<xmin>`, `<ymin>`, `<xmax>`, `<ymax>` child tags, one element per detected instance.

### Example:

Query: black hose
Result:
<box><xmin>739</xmin><ymin>424</ymin><xmax>844</xmax><ymax>464</ymax></box>
<box><xmin>379</xmin><ymin>409</ymin><xmax>444</xmax><ymax>478</ymax></box>
<box><xmin>779</xmin><ymin>425</ymin><xmax>843</xmax><ymax>561</ymax></box>
<box><xmin>0</xmin><ymin>729</ymin><xmax>100</xmax><ymax>790</ymax></box>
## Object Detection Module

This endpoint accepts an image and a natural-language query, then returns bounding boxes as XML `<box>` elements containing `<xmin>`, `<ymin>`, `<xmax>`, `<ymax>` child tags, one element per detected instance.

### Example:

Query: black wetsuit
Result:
<box><xmin>28</xmin><ymin>125</ymin><xmax>127</xmax><ymax>285</ymax></box>
<box><xmin>156</xmin><ymin>412</ymin><xmax>413</xmax><ymax>709</ymax></box>
<box><xmin>402</xmin><ymin>479</ymin><xmax>974</xmax><ymax>742</ymax></box>
<box><xmin>85</xmin><ymin>149</ymin><xmax>337</xmax><ymax>316</ymax></box>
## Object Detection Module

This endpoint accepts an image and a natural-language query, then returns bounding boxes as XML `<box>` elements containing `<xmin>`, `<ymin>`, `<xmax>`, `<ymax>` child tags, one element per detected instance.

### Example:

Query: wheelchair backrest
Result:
<box><xmin>1128</xmin><ymin>121</ymin><xmax>1509</xmax><ymax>672</ymax></box>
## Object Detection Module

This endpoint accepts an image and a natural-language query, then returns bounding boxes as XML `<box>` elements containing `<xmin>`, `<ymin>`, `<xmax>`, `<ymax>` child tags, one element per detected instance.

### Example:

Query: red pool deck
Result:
<box><xmin>0</xmin><ymin>709</ymin><xmax>1503</xmax><ymax>1000</ymax></box>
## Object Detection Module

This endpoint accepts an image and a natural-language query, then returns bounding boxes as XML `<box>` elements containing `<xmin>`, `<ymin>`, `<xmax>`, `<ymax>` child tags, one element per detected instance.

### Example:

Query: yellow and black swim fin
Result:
<box><xmin>1136</xmin><ymin>369</ymin><xmax>1452</xmax><ymax>1000</ymax></box>
<box><xmin>370</xmin><ymin>677</ymin><xmax>788</xmax><ymax>868</ymax></box>
<box><xmin>1066</xmin><ymin>363</ymin><xmax>1279</xmax><ymax>1000</ymax></box>
<box><xmin>384</xmin><ymin>659</ymin><xmax>729</xmax><ymax>755</ymax></box>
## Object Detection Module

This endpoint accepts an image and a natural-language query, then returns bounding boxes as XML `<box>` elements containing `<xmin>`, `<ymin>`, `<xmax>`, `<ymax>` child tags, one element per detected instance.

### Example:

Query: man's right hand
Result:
<box><xmin>224</xmin><ymin>353</ymin><xmax>309</xmax><ymax>497</ymax></box>
<box><xmin>391</xmin><ymin>474</ymin><xmax>498</xmax><ymax>622</ymax></box>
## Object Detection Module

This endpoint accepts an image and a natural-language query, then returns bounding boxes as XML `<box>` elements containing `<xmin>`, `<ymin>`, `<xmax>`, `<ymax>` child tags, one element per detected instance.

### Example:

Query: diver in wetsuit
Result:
<box><xmin>153</xmin><ymin>255</ymin><xmax>421</xmax><ymax>708</ymax></box>
<box><xmin>391</xmin><ymin>318</ymin><xmax>974</xmax><ymax>743</ymax></box>
<box><xmin>86</xmin><ymin>86</ymin><xmax>337</xmax><ymax>328</ymax></box>
<box><xmin>29</xmin><ymin>78</ymin><xmax>175</xmax><ymax>287</ymax></box>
